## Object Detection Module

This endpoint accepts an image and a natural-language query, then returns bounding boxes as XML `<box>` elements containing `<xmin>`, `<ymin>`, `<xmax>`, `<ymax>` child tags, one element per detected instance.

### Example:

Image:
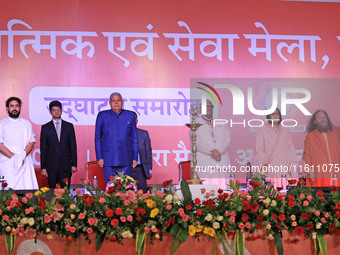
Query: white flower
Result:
<box><xmin>28</xmin><ymin>218</ymin><xmax>35</xmax><ymax>226</ymax></box>
<box><xmin>217</xmin><ymin>216</ymin><xmax>223</xmax><ymax>221</ymax></box>
<box><xmin>312</xmin><ymin>232</ymin><xmax>317</xmax><ymax>239</ymax></box>
<box><xmin>165</xmin><ymin>194</ymin><xmax>173</xmax><ymax>203</ymax></box>
<box><xmin>270</xmin><ymin>200</ymin><xmax>277</xmax><ymax>207</ymax></box>
<box><xmin>213</xmin><ymin>222</ymin><xmax>220</xmax><ymax>229</ymax></box>
<box><xmin>205</xmin><ymin>213</ymin><xmax>213</xmax><ymax>221</ymax></box>
<box><xmin>263</xmin><ymin>209</ymin><xmax>269</xmax><ymax>216</ymax></box>
<box><xmin>20</xmin><ymin>217</ymin><xmax>28</xmax><ymax>225</ymax></box>
<box><xmin>268</xmin><ymin>234</ymin><xmax>273</xmax><ymax>240</ymax></box>
<box><xmin>122</xmin><ymin>230</ymin><xmax>132</xmax><ymax>238</ymax></box>
<box><xmin>316</xmin><ymin>223</ymin><xmax>322</xmax><ymax>229</ymax></box>
<box><xmin>263</xmin><ymin>198</ymin><xmax>271</xmax><ymax>205</ymax></box>
<box><xmin>174</xmin><ymin>194</ymin><xmax>180</xmax><ymax>203</ymax></box>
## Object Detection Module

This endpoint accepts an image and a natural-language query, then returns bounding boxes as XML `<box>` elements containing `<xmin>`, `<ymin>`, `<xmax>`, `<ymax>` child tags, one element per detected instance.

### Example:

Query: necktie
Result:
<box><xmin>56</xmin><ymin>121</ymin><xmax>61</xmax><ymax>141</ymax></box>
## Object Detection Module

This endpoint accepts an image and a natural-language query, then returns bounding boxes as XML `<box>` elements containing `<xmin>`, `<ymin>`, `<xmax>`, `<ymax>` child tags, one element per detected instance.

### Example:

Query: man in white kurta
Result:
<box><xmin>0</xmin><ymin>97</ymin><xmax>38</xmax><ymax>190</ymax></box>
<box><xmin>194</xmin><ymin>100</ymin><xmax>231</xmax><ymax>188</ymax></box>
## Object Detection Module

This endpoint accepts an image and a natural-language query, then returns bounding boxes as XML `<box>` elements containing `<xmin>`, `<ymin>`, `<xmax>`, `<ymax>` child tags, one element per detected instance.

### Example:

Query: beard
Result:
<box><xmin>8</xmin><ymin>109</ymin><xmax>20</xmax><ymax>118</ymax></box>
<box><xmin>316</xmin><ymin>120</ymin><xmax>330</xmax><ymax>133</ymax></box>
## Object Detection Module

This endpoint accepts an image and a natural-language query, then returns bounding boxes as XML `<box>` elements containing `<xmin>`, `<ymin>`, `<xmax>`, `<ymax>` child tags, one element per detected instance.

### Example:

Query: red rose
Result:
<box><xmin>336</xmin><ymin>203</ymin><xmax>340</xmax><ymax>210</ymax></box>
<box><xmin>134</xmin><ymin>207</ymin><xmax>141</xmax><ymax>214</ymax></box>
<box><xmin>321</xmin><ymin>197</ymin><xmax>326</xmax><ymax>203</ymax></box>
<box><xmin>218</xmin><ymin>188</ymin><xmax>223</xmax><ymax>194</ymax></box>
<box><xmin>335</xmin><ymin>211</ymin><xmax>340</xmax><ymax>217</ymax></box>
<box><xmin>170</xmin><ymin>217</ymin><xmax>175</xmax><ymax>224</ymax></box>
<box><xmin>83</xmin><ymin>194</ymin><xmax>90</xmax><ymax>199</ymax></box>
<box><xmin>288</xmin><ymin>196</ymin><xmax>295</xmax><ymax>201</ymax></box>
<box><xmin>241</xmin><ymin>214</ymin><xmax>249</xmax><ymax>223</ymax></box>
<box><xmin>288</xmin><ymin>179</ymin><xmax>297</xmax><ymax>185</ymax></box>
<box><xmin>306</xmin><ymin>223</ymin><xmax>314</xmax><ymax>229</ymax></box>
<box><xmin>140</xmin><ymin>209</ymin><xmax>146</xmax><ymax>215</ymax></box>
<box><xmin>278</xmin><ymin>214</ymin><xmax>286</xmax><ymax>221</ymax></box>
<box><xmin>218</xmin><ymin>194</ymin><xmax>224</xmax><ymax>200</ymax></box>
<box><xmin>330</xmin><ymin>186</ymin><xmax>338</xmax><ymax>193</ymax></box>
<box><xmin>242</xmin><ymin>201</ymin><xmax>250</xmax><ymax>211</ymax></box>
<box><xmin>196</xmin><ymin>209</ymin><xmax>203</xmax><ymax>216</ymax></box>
<box><xmin>275</xmin><ymin>222</ymin><xmax>281</xmax><ymax>229</ymax></box>
<box><xmin>115</xmin><ymin>180</ymin><xmax>120</xmax><ymax>185</ymax></box>
<box><xmin>257</xmin><ymin>214</ymin><xmax>264</xmax><ymax>222</ymax></box>
<box><xmin>316</xmin><ymin>190</ymin><xmax>324</xmax><ymax>197</ymax></box>
<box><xmin>210</xmin><ymin>204</ymin><xmax>216</xmax><ymax>210</ymax></box>
<box><xmin>63</xmin><ymin>178</ymin><xmax>69</xmax><ymax>183</ymax></box>
<box><xmin>249</xmin><ymin>181</ymin><xmax>261</xmax><ymax>188</ymax></box>
<box><xmin>250</xmin><ymin>203</ymin><xmax>259</xmax><ymax>212</ymax></box>
<box><xmin>16</xmin><ymin>202</ymin><xmax>22</xmax><ymax>207</ymax></box>
<box><xmin>136</xmin><ymin>216</ymin><xmax>142</xmax><ymax>221</ymax></box>
<box><xmin>1</xmin><ymin>182</ymin><xmax>8</xmax><ymax>188</ymax></box>
<box><xmin>117</xmin><ymin>184</ymin><xmax>121</xmax><ymax>189</ymax></box>
<box><xmin>223</xmin><ymin>223</ymin><xmax>228</xmax><ymax>229</ymax></box>
<box><xmin>301</xmin><ymin>213</ymin><xmax>308</xmax><ymax>220</ymax></box>
<box><xmin>194</xmin><ymin>198</ymin><xmax>201</xmax><ymax>205</ymax></box>
<box><xmin>111</xmin><ymin>219</ymin><xmax>119</xmax><ymax>226</ymax></box>
<box><xmin>186</xmin><ymin>204</ymin><xmax>192</xmax><ymax>210</ymax></box>
<box><xmin>223</xmin><ymin>193</ymin><xmax>229</xmax><ymax>199</ymax></box>
<box><xmin>295</xmin><ymin>226</ymin><xmax>304</xmax><ymax>236</ymax></box>
<box><xmin>67</xmin><ymin>236</ymin><xmax>73</xmax><ymax>242</ymax></box>
<box><xmin>277</xmin><ymin>195</ymin><xmax>284</xmax><ymax>201</ymax></box>
<box><xmin>272</xmin><ymin>213</ymin><xmax>278</xmax><ymax>220</ymax></box>
<box><xmin>329</xmin><ymin>223</ymin><xmax>336</xmax><ymax>230</ymax></box>
<box><xmin>165</xmin><ymin>221</ymin><xmax>171</xmax><ymax>227</ymax></box>
<box><xmin>107</xmin><ymin>186</ymin><xmax>116</xmax><ymax>194</ymax></box>
<box><xmin>288</xmin><ymin>201</ymin><xmax>295</xmax><ymax>207</ymax></box>
<box><xmin>306</xmin><ymin>212</ymin><xmax>312</xmax><ymax>217</ymax></box>
<box><xmin>106</xmin><ymin>209</ymin><xmax>114</xmax><ymax>217</ymax></box>
<box><xmin>256</xmin><ymin>223</ymin><xmax>262</xmax><ymax>229</ymax></box>
<box><xmin>115</xmin><ymin>207</ymin><xmax>122</xmax><ymax>215</ymax></box>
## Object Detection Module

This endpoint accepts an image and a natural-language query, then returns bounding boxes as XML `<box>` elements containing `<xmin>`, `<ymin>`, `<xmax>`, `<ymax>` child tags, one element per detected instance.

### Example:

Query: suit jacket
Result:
<box><xmin>137</xmin><ymin>128</ymin><xmax>152</xmax><ymax>179</ymax></box>
<box><xmin>40</xmin><ymin>120</ymin><xmax>77</xmax><ymax>173</ymax></box>
<box><xmin>95</xmin><ymin>109</ymin><xmax>138</xmax><ymax>167</ymax></box>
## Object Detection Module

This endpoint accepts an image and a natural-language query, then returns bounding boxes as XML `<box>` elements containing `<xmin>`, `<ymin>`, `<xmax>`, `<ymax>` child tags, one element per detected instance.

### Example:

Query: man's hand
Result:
<box><xmin>211</xmin><ymin>149</ymin><xmax>221</xmax><ymax>162</ymax></box>
<box><xmin>41</xmin><ymin>169</ymin><xmax>48</xmax><ymax>177</ymax></box>
<box><xmin>71</xmin><ymin>166</ymin><xmax>78</xmax><ymax>173</ymax></box>
<box><xmin>98</xmin><ymin>159</ymin><xmax>104</xmax><ymax>168</ymax></box>
<box><xmin>132</xmin><ymin>160</ymin><xmax>137</xmax><ymax>168</ymax></box>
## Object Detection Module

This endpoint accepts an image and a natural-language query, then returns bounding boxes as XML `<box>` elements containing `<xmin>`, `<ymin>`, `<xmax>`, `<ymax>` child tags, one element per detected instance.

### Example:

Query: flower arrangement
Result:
<box><xmin>0</xmin><ymin>175</ymin><xmax>339</xmax><ymax>255</ymax></box>
<box><xmin>106</xmin><ymin>171</ymin><xmax>135</xmax><ymax>192</ymax></box>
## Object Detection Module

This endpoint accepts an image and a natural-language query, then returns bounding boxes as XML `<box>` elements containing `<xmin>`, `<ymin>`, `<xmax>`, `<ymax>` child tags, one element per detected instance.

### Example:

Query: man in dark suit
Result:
<box><xmin>95</xmin><ymin>92</ymin><xmax>138</xmax><ymax>183</ymax></box>
<box><xmin>40</xmin><ymin>101</ymin><xmax>77</xmax><ymax>188</ymax></box>
<box><xmin>130</xmin><ymin>113</ymin><xmax>152</xmax><ymax>193</ymax></box>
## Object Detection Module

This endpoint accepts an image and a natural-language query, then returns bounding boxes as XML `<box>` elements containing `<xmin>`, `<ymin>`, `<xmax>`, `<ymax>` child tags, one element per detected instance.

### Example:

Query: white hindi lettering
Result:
<box><xmin>153</xmin><ymin>150</ymin><xmax>170</xmax><ymax>167</ymax></box>
<box><xmin>163</xmin><ymin>21</ymin><xmax>239</xmax><ymax>61</ymax></box>
<box><xmin>0</xmin><ymin>19</ymin><xmax>332</xmax><ymax>69</ymax></box>
<box><xmin>130</xmin><ymin>91</ymin><xmax>191</xmax><ymax>116</ymax></box>
<box><xmin>243</xmin><ymin>22</ymin><xmax>329</xmax><ymax>69</ymax></box>
<box><xmin>43</xmin><ymin>97</ymin><xmax>109</xmax><ymax>122</ymax></box>
<box><xmin>0</xmin><ymin>19</ymin><xmax>98</xmax><ymax>59</ymax></box>
<box><xmin>172</xmin><ymin>141</ymin><xmax>190</xmax><ymax>164</ymax></box>
<box><xmin>103</xmin><ymin>24</ymin><xmax>159</xmax><ymax>67</ymax></box>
